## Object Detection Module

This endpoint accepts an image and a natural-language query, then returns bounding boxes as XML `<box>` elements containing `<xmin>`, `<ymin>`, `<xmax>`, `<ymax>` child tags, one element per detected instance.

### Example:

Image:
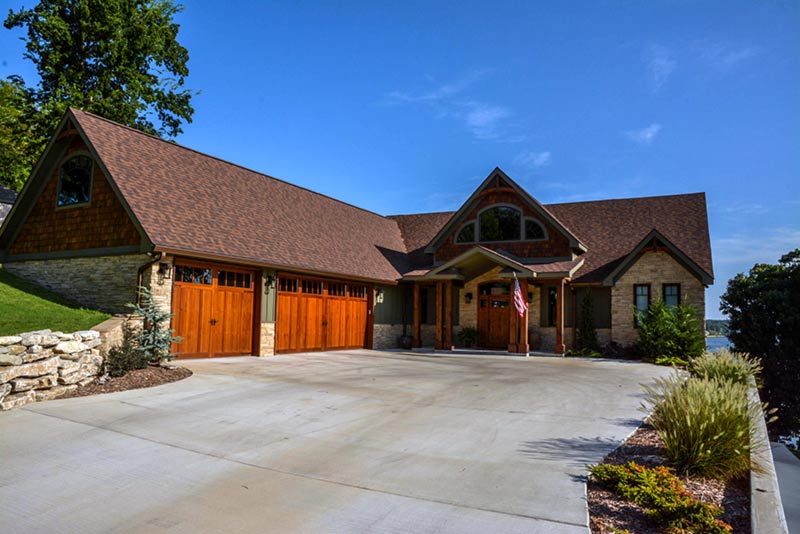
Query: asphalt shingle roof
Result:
<box><xmin>69</xmin><ymin>109</ymin><xmax>712</xmax><ymax>285</ymax></box>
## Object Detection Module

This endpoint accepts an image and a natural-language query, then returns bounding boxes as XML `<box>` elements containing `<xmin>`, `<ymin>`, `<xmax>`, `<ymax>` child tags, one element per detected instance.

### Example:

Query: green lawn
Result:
<box><xmin>0</xmin><ymin>268</ymin><xmax>111</xmax><ymax>336</ymax></box>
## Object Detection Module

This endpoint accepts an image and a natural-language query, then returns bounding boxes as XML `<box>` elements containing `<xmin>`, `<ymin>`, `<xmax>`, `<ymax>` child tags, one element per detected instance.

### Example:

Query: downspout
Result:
<box><xmin>136</xmin><ymin>251</ymin><xmax>162</xmax><ymax>305</ymax></box>
<box><xmin>571</xmin><ymin>286</ymin><xmax>577</xmax><ymax>351</ymax></box>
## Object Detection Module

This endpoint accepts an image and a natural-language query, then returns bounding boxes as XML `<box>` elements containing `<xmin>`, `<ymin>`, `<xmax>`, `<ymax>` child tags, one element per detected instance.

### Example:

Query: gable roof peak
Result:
<box><xmin>423</xmin><ymin>167</ymin><xmax>586</xmax><ymax>254</ymax></box>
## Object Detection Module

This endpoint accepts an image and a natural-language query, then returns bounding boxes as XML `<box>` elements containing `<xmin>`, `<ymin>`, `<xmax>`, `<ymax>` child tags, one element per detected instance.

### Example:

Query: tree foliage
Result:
<box><xmin>720</xmin><ymin>249</ymin><xmax>800</xmax><ymax>438</ymax></box>
<box><xmin>128</xmin><ymin>286</ymin><xmax>181</xmax><ymax>364</ymax></box>
<box><xmin>0</xmin><ymin>77</ymin><xmax>43</xmax><ymax>190</ymax></box>
<box><xmin>636</xmin><ymin>299</ymin><xmax>705</xmax><ymax>365</ymax></box>
<box><xmin>1</xmin><ymin>0</ymin><xmax>194</xmax><ymax>190</ymax></box>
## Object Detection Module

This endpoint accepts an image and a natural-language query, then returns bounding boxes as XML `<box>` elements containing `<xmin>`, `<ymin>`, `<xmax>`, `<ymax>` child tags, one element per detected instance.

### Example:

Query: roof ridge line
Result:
<box><xmin>68</xmin><ymin>108</ymin><xmax>394</xmax><ymax>222</ymax></box>
<box><xmin>546</xmin><ymin>191</ymin><xmax>705</xmax><ymax>207</ymax></box>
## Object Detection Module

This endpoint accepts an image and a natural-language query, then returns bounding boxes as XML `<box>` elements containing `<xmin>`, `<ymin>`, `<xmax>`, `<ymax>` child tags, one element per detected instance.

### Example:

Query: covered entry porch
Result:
<box><xmin>405</xmin><ymin>247</ymin><xmax>583</xmax><ymax>355</ymax></box>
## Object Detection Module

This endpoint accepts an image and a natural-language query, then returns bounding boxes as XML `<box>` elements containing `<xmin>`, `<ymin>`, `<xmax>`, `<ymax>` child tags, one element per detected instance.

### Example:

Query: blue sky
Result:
<box><xmin>1</xmin><ymin>1</ymin><xmax>798</xmax><ymax>319</ymax></box>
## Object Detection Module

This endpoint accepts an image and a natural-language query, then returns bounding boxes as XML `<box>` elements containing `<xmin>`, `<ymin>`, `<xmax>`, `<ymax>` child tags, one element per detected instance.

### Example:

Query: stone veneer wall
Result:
<box><xmin>611</xmin><ymin>250</ymin><xmax>705</xmax><ymax>346</ymax></box>
<box><xmin>260</xmin><ymin>323</ymin><xmax>275</xmax><ymax>356</ymax></box>
<box><xmin>4</xmin><ymin>253</ymin><xmax>151</xmax><ymax>313</ymax></box>
<box><xmin>140</xmin><ymin>253</ymin><xmax>174</xmax><ymax>314</ymax></box>
<box><xmin>0</xmin><ymin>329</ymin><xmax>104</xmax><ymax>410</ymax></box>
<box><xmin>373</xmin><ymin>324</ymin><xmax>405</xmax><ymax>350</ymax></box>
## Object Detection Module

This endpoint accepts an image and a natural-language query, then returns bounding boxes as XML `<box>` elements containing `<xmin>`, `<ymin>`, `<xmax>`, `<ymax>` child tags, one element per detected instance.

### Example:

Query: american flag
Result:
<box><xmin>513</xmin><ymin>275</ymin><xmax>528</xmax><ymax>317</ymax></box>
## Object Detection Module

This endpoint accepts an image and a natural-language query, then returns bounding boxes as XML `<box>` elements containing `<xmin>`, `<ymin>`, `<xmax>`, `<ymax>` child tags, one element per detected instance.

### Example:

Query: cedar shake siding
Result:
<box><xmin>434</xmin><ymin>188</ymin><xmax>573</xmax><ymax>264</ymax></box>
<box><xmin>9</xmin><ymin>138</ymin><xmax>140</xmax><ymax>256</ymax></box>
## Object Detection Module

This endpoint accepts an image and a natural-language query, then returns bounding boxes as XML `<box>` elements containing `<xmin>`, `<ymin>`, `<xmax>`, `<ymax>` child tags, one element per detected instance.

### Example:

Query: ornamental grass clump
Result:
<box><xmin>589</xmin><ymin>462</ymin><xmax>732</xmax><ymax>534</ymax></box>
<box><xmin>689</xmin><ymin>348</ymin><xmax>761</xmax><ymax>386</ymax></box>
<box><xmin>643</xmin><ymin>374</ymin><xmax>760</xmax><ymax>480</ymax></box>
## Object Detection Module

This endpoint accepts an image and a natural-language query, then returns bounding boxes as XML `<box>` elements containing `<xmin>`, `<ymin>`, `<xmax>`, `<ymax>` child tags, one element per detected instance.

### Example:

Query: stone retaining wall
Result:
<box><xmin>0</xmin><ymin>329</ymin><xmax>104</xmax><ymax>411</ymax></box>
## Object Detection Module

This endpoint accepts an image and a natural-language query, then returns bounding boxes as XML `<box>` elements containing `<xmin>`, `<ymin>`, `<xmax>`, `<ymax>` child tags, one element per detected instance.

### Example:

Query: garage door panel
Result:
<box><xmin>172</xmin><ymin>263</ymin><xmax>255</xmax><ymax>359</ymax></box>
<box><xmin>276</xmin><ymin>275</ymin><xmax>371</xmax><ymax>354</ymax></box>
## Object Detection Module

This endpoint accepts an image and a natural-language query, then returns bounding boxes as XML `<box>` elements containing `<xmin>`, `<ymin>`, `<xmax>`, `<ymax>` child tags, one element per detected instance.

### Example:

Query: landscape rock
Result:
<box><xmin>18</xmin><ymin>329</ymin><xmax>51</xmax><ymax>337</ymax></box>
<box><xmin>75</xmin><ymin>330</ymin><xmax>100</xmax><ymax>341</ymax></box>
<box><xmin>0</xmin><ymin>353</ymin><xmax>23</xmax><ymax>366</ymax></box>
<box><xmin>34</xmin><ymin>385</ymin><xmax>77</xmax><ymax>401</ymax></box>
<box><xmin>57</xmin><ymin>360</ymin><xmax>81</xmax><ymax>374</ymax></box>
<box><xmin>20</xmin><ymin>348</ymin><xmax>53</xmax><ymax>364</ymax></box>
<box><xmin>54</xmin><ymin>341</ymin><xmax>89</xmax><ymax>355</ymax></box>
<box><xmin>84</xmin><ymin>338</ymin><xmax>103</xmax><ymax>349</ymax></box>
<box><xmin>0</xmin><ymin>336</ymin><xmax>22</xmax><ymax>346</ymax></box>
<box><xmin>78</xmin><ymin>376</ymin><xmax>96</xmax><ymax>387</ymax></box>
<box><xmin>6</xmin><ymin>345</ymin><xmax>27</xmax><ymax>356</ymax></box>
<box><xmin>0</xmin><ymin>390</ymin><xmax>36</xmax><ymax>410</ymax></box>
<box><xmin>0</xmin><ymin>383</ymin><xmax>11</xmax><ymax>401</ymax></box>
<box><xmin>0</xmin><ymin>357</ymin><xmax>59</xmax><ymax>383</ymax></box>
<box><xmin>11</xmin><ymin>374</ymin><xmax>58</xmax><ymax>392</ymax></box>
<box><xmin>58</xmin><ymin>369</ymin><xmax>94</xmax><ymax>385</ymax></box>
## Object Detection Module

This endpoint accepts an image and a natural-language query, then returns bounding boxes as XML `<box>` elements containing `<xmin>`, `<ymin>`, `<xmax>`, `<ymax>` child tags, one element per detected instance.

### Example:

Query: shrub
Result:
<box><xmin>456</xmin><ymin>326</ymin><xmax>478</xmax><ymax>347</ymax></box>
<box><xmin>568</xmin><ymin>347</ymin><xmax>604</xmax><ymax>358</ymax></box>
<box><xmin>589</xmin><ymin>462</ymin><xmax>732</xmax><ymax>533</ymax></box>
<box><xmin>690</xmin><ymin>348</ymin><xmax>762</xmax><ymax>386</ymax></box>
<box><xmin>105</xmin><ymin>320</ymin><xmax>147</xmax><ymax>377</ymax></box>
<box><xmin>577</xmin><ymin>291</ymin><xmax>599</xmax><ymax>351</ymax></box>
<box><xmin>642</xmin><ymin>374</ymin><xmax>760</xmax><ymax>480</ymax></box>
<box><xmin>128</xmin><ymin>286</ymin><xmax>181</xmax><ymax>364</ymax></box>
<box><xmin>636</xmin><ymin>300</ymin><xmax>705</xmax><ymax>364</ymax></box>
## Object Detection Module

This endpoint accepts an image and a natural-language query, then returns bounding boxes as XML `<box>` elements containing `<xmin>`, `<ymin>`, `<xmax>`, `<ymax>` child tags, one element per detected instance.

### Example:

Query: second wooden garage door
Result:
<box><xmin>275</xmin><ymin>275</ymin><xmax>371</xmax><ymax>353</ymax></box>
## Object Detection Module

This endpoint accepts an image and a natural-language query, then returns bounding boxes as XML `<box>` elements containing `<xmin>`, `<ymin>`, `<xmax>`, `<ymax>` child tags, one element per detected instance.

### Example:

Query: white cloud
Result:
<box><xmin>385</xmin><ymin>71</ymin><xmax>523</xmax><ymax>143</ymax></box>
<box><xmin>643</xmin><ymin>44</ymin><xmax>676</xmax><ymax>90</ymax></box>
<box><xmin>515</xmin><ymin>150</ymin><xmax>551</xmax><ymax>168</ymax></box>
<box><xmin>719</xmin><ymin>203</ymin><xmax>769</xmax><ymax>216</ymax></box>
<box><xmin>626</xmin><ymin>123</ymin><xmax>662</xmax><ymax>145</ymax></box>
<box><xmin>713</xmin><ymin>227</ymin><xmax>800</xmax><ymax>266</ymax></box>
<box><xmin>698</xmin><ymin>43</ymin><xmax>759</xmax><ymax>69</ymax></box>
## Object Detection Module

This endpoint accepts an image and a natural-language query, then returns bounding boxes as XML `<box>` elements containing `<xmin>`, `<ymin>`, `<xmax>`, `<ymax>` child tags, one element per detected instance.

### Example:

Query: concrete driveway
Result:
<box><xmin>0</xmin><ymin>351</ymin><xmax>671</xmax><ymax>533</ymax></box>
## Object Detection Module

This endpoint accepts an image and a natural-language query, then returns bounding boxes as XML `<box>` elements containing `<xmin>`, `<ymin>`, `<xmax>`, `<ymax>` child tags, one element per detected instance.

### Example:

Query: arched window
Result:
<box><xmin>479</xmin><ymin>206</ymin><xmax>521</xmax><ymax>242</ymax></box>
<box><xmin>57</xmin><ymin>155</ymin><xmax>93</xmax><ymax>207</ymax></box>
<box><xmin>525</xmin><ymin>219</ymin><xmax>546</xmax><ymax>240</ymax></box>
<box><xmin>456</xmin><ymin>222</ymin><xmax>475</xmax><ymax>243</ymax></box>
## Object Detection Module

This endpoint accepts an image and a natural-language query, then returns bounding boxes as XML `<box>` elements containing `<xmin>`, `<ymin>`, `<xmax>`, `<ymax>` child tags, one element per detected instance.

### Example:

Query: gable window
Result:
<box><xmin>479</xmin><ymin>206</ymin><xmax>521</xmax><ymax>242</ymax></box>
<box><xmin>57</xmin><ymin>155</ymin><xmax>93</xmax><ymax>207</ymax></box>
<box><xmin>456</xmin><ymin>222</ymin><xmax>475</xmax><ymax>243</ymax></box>
<box><xmin>663</xmin><ymin>283</ymin><xmax>680</xmax><ymax>307</ymax></box>
<box><xmin>634</xmin><ymin>284</ymin><xmax>650</xmax><ymax>326</ymax></box>
<box><xmin>525</xmin><ymin>218</ymin><xmax>546</xmax><ymax>240</ymax></box>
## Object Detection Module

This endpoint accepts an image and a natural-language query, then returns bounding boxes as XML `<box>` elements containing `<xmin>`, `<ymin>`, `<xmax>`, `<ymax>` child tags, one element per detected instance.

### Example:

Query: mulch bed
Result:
<box><xmin>588</xmin><ymin>423</ymin><xmax>751</xmax><ymax>533</ymax></box>
<box><xmin>60</xmin><ymin>365</ymin><xmax>192</xmax><ymax>399</ymax></box>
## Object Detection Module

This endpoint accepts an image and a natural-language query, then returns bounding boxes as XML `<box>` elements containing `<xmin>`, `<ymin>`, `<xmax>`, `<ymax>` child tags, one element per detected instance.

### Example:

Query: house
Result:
<box><xmin>0</xmin><ymin>186</ymin><xmax>16</xmax><ymax>225</ymax></box>
<box><xmin>0</xmin><ymin>109</ymin><xmax>714</xmax><ymax>358</ymax></box>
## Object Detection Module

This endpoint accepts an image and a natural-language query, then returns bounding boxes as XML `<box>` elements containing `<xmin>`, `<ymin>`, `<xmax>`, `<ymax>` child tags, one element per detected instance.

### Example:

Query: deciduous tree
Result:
<box><xmin>720</xmin><ymin>249</ymin><xmax>800</xmax><ymax>439</ymax></box>
<box><xmin>2</xmin><ymin>0</ymin><xmax>195</xmax><ymax>190</ymax></box>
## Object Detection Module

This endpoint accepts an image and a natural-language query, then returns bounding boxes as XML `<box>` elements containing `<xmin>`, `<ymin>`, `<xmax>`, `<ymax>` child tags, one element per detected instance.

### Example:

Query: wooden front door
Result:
<box><xmin>275</xmin><ymin>275</ymin><xmax>370</xmax><ymax>353</ymax></box>
<box><xmin>171</xmin><ymin>262</ymin><xmax>256</xmax><ymax>358</ymax></box>
<box><xmin>478</xmin><ymin>283</ymin><xmax>510</xmax><ymax>349</ymax></box>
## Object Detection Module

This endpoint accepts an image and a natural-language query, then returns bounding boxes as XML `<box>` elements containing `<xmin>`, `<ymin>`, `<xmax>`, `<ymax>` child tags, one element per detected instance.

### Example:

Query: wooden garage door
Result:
<box><xmin>275</xmin><ymin>275</ymin><xmax>370</xmax><ymax>353</ymax></box>
<box><xmin>171</xmin><ymin>262</ymin><xmax>256</xmax><ymax>358</ymax></box>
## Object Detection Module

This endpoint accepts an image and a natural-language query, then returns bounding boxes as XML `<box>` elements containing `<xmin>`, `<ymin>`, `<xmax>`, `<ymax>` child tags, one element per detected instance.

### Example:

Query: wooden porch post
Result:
<box><xmin>413</xmin><ymin>283</ymin><xmax>421</xmax><ymax>348</ymax></box>
<box><xmin>444</xmin><ymin>280</ymin><xmax>453</xmax><ymax>350</ymax></box>
<box><xmin>435</xmin><ymin>281</ymin><xmax>443</xmax><ymax>350</ymax></box>
<box><xmin>555</xmin><ymin>278</ymin><xmax>566</xmax><ymax>354</ymax></box>
<box><xmin>519</xmin><ymin>278</ymin><xmax>529</xmax><ymax>354</ymax></box>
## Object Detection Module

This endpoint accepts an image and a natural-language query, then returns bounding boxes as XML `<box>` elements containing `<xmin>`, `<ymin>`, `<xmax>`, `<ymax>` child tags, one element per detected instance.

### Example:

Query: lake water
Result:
<box><xmin>706</xmin><ymin>336</ymin><xmax>731</xmax><ymax>351</ymax></box>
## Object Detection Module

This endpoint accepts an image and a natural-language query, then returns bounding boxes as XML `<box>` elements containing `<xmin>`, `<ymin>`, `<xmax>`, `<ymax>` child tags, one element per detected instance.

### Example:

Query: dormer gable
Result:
<box><xmin>424</xmin><ymin>168</ymin><xmax>586</xmax><ymax>263</ymax></box>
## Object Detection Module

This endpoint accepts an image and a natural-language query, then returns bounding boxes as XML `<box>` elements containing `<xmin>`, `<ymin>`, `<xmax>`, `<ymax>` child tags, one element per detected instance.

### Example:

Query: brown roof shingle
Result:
<box><xmin>68</xmin><ymin>109</ymin><xmax>712</xmax><ymax>285</ymax></box>
<box><xmin>71</xmin><ymin>109</ymin><xmax>408</xmax><ymax>283</ymax></box>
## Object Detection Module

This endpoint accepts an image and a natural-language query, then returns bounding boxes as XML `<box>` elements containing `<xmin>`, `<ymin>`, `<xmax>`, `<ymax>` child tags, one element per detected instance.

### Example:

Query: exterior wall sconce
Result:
<box><xmin>264</xmin><ymin>273</ymin><xmax>276</xmax><ymax>294</ymax></box>
<box><xmin>465</xmin><ymin>292</ymin><xmax>473</xmax><ymax>304</ymax></box>
<box><xmin>156</xmin><ymin>262</ymin><xmax>172</xmax><ymax>285</ymax></box>
<box><xmin>376</xmin><ymin>287</ymin><xmax>384</xmax><ymax>303</ymax></box>
<box><xmin>527</xmin><ymin>291</ymin><xmax>533</xmax><ymax>303</ymax></box>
